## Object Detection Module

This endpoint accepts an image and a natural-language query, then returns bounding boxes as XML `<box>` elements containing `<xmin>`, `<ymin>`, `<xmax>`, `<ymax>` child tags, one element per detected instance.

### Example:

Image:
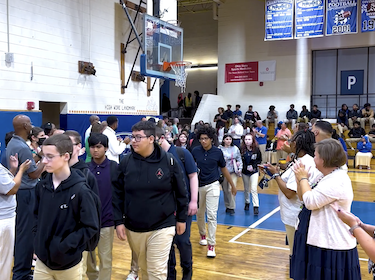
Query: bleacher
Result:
<box><xmin>267</xmin><ymin>121</ymin><xmax>375</xmax><ymax>168</ymax></box>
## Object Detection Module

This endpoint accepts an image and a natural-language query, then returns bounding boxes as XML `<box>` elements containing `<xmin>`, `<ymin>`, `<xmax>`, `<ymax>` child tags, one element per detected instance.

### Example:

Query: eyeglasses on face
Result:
<box><xmin>42</xmin><ymin>154</ymin><xmax>63</xmax><ymax>162</ymax></box>
<box><xmin>130</xmin><ymin>135</ymin><xmax>149</xmax><ymax>142</ymax></box>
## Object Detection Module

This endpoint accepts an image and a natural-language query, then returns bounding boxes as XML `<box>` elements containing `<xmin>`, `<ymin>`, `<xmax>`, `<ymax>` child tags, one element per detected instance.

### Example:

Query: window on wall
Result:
<box><xmin>312</xmin><ymin>47</ymin><xmax>375</xmax><ymax>119</ymax></box>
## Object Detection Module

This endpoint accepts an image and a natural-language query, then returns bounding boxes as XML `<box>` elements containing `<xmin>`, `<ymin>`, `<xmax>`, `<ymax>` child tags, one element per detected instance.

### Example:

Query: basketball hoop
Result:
<box><xmin>169</xmin><ymin>61</ymin><xmax>192</xmax><ymax>92</ymax></box>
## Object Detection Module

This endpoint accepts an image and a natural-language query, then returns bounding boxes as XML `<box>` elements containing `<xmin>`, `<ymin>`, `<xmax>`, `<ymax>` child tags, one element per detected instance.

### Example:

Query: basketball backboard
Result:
<box><xmin>140</xmin><ymin>14</ymin><xmax>183</xmax><ymax>80</ymax></box>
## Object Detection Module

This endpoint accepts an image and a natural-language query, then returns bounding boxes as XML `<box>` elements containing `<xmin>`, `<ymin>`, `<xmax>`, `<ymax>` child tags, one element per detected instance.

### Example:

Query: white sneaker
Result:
<box><xmin>199</xmin><ymin>235</ymin><xmax>207</xmax><ymax>246</ymax></box>
<box><xmin>126</xmin><ymin>271</ymin><xmax>139</xmax><ymax>280</ymax></box>
<box><xmin>207</xmin><ymin>245</ymin><xmax>216</xmax><ymax>258</ymax></box>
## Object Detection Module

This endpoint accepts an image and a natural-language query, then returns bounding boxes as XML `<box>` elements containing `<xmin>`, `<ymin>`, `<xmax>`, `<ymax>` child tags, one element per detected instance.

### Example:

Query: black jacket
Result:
<box><xmin>33</xmin><ymin>169</ymin><xmax>99</xmax><ymax>270</ymax></box>
<box><xmin>112</xmin><ymin>144</ymin><xmax>188</xmax><ymax>232</ymax></box>
<box><xmin>71</xmin><ymin>159</ymin><xmax>99</xmax><ymax>196</ymax></box>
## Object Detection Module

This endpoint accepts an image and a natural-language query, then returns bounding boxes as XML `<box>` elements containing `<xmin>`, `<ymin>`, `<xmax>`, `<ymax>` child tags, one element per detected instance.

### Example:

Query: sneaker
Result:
<box><xmin>126</xmin><ymin>271</ymin><xmax>139</xmax><ymax>280</ymax></box>
<box><xmin>254</xmin><ymin>207</ymin><xmax>259</xmax><ymax>215</ymax></box>
<box><xmin>199</xmin><ymin>235</ymin><xmax>207</xmax><ymax>246</ymax></box>
<box><xmin>228</xmin><ymin>209</ymin><xmax>235</xmax><ymax>215</ymax></box>
<box><xmin>244</xmin><ymin>203</ymin><xmax>250</xmax><ymax>211</ymax></box>
<box><xmin>207</xmin><ymin>245</ymin><xmax>216</xmax><ymax>258</ymax></box>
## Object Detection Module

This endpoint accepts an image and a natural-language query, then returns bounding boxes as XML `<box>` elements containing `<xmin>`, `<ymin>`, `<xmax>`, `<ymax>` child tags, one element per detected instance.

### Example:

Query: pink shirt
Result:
<box><xmin>276</xmin><ymin>128</ymin><xmax>291</xmax><ymax>150</ymax></box>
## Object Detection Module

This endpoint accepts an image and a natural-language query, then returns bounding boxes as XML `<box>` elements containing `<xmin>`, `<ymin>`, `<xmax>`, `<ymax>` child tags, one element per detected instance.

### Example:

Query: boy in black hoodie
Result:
<box><xmin>33</xmin><ymin>134</ymin><xmax>99</xmax><ymax>279</ymax></box>
<box><xmin>113</xmin><ymin>121</ymin><xmax>188</xmax><ymax>280</ymax></box>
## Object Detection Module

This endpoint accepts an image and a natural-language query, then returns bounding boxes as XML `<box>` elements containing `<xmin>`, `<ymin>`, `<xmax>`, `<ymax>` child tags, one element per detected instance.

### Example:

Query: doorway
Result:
<box><xmin>39</xmin><ymin>102</ymin><xmax>67</xmax><ymax>129</ymax></box>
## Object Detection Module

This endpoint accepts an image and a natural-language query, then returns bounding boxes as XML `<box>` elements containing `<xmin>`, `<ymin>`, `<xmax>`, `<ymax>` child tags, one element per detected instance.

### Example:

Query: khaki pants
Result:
<box><xmin>285</xmin><ymin>224</ymin><xmax>295</xmax><ymax>255</ymax></box>
<box><xmin>348</xmin><ymin>118</ymin><xmax>362</xmax><ymax>128</ymax></box>
<box><xmin>258</xmin><ymin>144</ymin><xmax>267</xmax><ymax>163</ymax></box>
<box><xmin>126</xmin><ymin>226</ymin><xmax>175</xmax><ymax>280</ymax></box>
<box><xmin>346</xmin><ymin>138</ymin><xmax>361</xmax><ymax>149</ymax></box>
<box><xmin>337</xmin><ymin>124</ymin><xmax>348</xmax><ymax>135</ymax></box>
<box><xmin>242</xmin><ymin>172</ymin><xmax>259</xmax><ymax>207</ymax></box>
<box><xmin>360</xmin><ymin>117</ymin><xmax>375</xmax><ymax>128</ymax></box>
<box><xmin>197</xmin><ymin>181</ymin><xmax>221</xmax><ymax>246</ymax></box>
<box><xmin>0</xmin><ymin>216</ymin><xmax>15</xmax><ymax>280</ymax></box>
<box><xmin>297</xmin><ymin>116</ymin><xmax>309</xmax><ymax>123</ymax></box>
<box><xmin>222</xmin><ymin>173</ymin><xmax>237</xmax><ymax>210</ymax></box>
<box><xmin>34</xmin><ymin>258</ymin><xmax>83</xmax><ymax>280</ymax></box>
<box><xmin>276</xmin><ymin>150</ymin><xmax>288</xmax><ymax>162</ymax></box>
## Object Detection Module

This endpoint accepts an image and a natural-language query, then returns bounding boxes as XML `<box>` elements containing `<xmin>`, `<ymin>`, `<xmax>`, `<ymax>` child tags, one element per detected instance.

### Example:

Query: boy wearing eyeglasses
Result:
<box><xmin>112</xmin><ymin>121</ymin><xmax>188</xmax><ymax>280</ymax></box>
<box><xmin>33</xmin><ymin>134</ymin><xmax>100</xmax><ymax>279</ymax></box>
<box><xmin>191</xmin><ymin>126</ymin><xmax>237</xmax><ymax>258</ymax></box>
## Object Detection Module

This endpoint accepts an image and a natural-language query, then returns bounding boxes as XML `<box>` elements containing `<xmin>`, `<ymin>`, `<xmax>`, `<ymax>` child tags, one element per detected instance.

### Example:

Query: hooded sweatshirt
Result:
<box><xmin>112</xmin><ymin>144</ymin><xmax>188</xmax><ymax>232</ymax></box>
<box><xmin>71</xmin><ymin>158</ymin><xmax>99</xmax><ymax>196</ymax></box>
<box><xmin>33</xmin><ymin>169</ymin><xmax>99</xmax><ymax>270</ymax></box>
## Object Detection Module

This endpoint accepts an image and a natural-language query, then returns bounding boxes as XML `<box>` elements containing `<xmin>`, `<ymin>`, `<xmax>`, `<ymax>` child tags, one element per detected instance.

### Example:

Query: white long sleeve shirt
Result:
<box><xmin>303</xmin><ymin>169</ymin><xmax>357</xmax><ymax>250</ymax></box>
<box><xmin>102</xmin><ymin>126</ymin><xmax>126</xmax><ymax>163</ymax></box>
<box><xmin>228</xmin><ymin>124</ymin><xmax>244</xmax><ymax>140</ymax></box>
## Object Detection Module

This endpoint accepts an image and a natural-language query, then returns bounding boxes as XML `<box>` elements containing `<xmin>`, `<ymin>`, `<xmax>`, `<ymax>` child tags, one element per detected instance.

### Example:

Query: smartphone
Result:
<box><xmin>258</xmin><ymin>165</ymin><xmax>274</xmax><ymax>177</ymax></box>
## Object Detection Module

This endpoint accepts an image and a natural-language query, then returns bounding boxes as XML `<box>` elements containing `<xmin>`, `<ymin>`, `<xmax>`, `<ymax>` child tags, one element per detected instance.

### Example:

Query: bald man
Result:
<box><xmin>6</xmin><ymin>115</ymin><xmax>46</xmax><ymax>280</ymax></box>
<box><xmin>85</xmin><ymin>115</ymin><xmax>100</xmax><ymax>141</ymax></box>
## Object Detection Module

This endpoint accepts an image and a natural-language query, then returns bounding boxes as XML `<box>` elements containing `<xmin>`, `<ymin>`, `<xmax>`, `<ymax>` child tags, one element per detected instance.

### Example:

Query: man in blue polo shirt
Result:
<box><xmin>6</xmin><ymin>115</ymin><xmax>45</xmax><ymax>280</ymax></box>
<box><xmin>155</xmin><ymin>127</ymin><xmax>198</xmax><ymax>280</ymax></box>
<box><xmin>191</xmin><ymin>126</ymin><xmax>236</xmax><ymax>258</ymax></box>
<box><xmin>253</xmin><ymin>120</ymin><xmax>268</xmax><ymax>163</ymax></box>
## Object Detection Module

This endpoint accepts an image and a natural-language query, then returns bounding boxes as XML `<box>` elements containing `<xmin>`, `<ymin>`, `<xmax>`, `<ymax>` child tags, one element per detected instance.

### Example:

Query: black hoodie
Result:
<box><xmin>33</xmin><ymin>169</ymin><xmax>99</xmax><ymax>270</ymax></box>
<box><xmin>112</xmin><ymin>144</ymin><xmax>188</xmax><ymax>232</ymax></box>
<box><xmin>71</xmin><ymin>159</ymin><xmax>99</xmax><ymax>196</ymax></box>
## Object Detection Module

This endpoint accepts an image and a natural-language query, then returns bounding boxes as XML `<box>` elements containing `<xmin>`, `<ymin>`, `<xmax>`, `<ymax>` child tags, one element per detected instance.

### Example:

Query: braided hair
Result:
<box><xmin>289</xmin><ymin>129</ymin><xmax>315</xmax><ymax>159</ymax></box>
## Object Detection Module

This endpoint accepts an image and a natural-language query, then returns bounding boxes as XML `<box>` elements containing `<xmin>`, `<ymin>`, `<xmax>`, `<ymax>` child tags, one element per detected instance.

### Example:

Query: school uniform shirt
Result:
<box><xmin>303</xmin><ymin>169</ymin><xmax>357</xmax><ymax>250</ymax></box>
<box><xmin>242</xmin><ymin>148</ymin><xmax>262</xmax><ymax>176</ymax></box>
<box><xmin>228</xmin><ymin>124</ymin><xmax>244</xmax><ymax>140</ymax></box>
<box><xmin>280</xmin><ymin>155</ymin><xmax>322</xmax><ymax>227</ymax></box>
<box><xmin>192</xmin><ymin>145</ymin><xmax>226</xmax><ymax>187</ymax></box>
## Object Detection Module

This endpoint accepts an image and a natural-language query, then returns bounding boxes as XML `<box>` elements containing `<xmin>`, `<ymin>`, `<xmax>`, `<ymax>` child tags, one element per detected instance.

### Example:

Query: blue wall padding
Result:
<box><xmin>0</xmin><ymin>111</ymin><xmax>42</xmax><ymax>154</ymax></box>
<box><xmin>0</xmin><ymin>112</ymin><xmax>159</xmax><ymax>156</ymax></box>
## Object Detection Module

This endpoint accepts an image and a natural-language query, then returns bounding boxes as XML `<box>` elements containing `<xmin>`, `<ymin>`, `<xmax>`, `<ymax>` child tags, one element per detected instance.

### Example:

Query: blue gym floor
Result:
<box><xmin>193</xmin><ymin>191</ymin><xmax>375</xmax><ymax>231</ymax></box>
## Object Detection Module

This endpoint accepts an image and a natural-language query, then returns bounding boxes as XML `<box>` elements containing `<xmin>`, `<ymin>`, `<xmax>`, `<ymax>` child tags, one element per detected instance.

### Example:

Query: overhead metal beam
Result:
<box><xmin>178</xmin><ymin>0</ymin><xmax>214</xmax><ymax>7</ymax></box>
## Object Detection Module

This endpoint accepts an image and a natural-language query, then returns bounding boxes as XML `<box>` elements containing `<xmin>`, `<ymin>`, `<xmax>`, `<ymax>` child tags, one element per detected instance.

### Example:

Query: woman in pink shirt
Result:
<box><xmin>276</xmin><ymin>122</ymin><xmax>291</xmax><ymax>162</ymax></box>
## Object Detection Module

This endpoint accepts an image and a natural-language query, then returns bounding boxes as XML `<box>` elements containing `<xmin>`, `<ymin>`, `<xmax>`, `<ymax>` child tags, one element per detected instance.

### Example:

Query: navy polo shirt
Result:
<box><xmin>89</xmin><ymin>158</ymin><xmax>115</xmax><ymax>228</ymax></box>
<box><xmin>192</xmin><ymin>145</ymin><xmax>226</xmax><ymax>187</ymax></box>
<box><xmin>168</xmin><ymin>145</ymin><xmax>197</xmax><ymax>198</ymax></box>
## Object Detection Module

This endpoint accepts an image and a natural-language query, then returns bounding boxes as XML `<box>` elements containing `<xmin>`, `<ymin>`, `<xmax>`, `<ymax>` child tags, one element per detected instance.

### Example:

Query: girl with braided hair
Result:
<box><xmin>263</xmin><ymin>129</ymin><xmax>322</xmax><ymax>255</ymax></box>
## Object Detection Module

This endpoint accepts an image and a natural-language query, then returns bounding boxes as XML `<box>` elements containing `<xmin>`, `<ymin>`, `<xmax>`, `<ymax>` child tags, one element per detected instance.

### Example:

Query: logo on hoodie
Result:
<box><xmin>155</xmin><ymin>168</ymin><xmax>164</xmax><ymax>179</ymax></box>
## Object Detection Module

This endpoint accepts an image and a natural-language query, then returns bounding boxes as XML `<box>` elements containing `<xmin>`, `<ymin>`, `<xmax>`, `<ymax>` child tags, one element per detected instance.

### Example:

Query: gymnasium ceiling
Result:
<box><xmin>177</xmin><ymin>0</ymin><xmax>224</xmax><ymax>15</ymax></box>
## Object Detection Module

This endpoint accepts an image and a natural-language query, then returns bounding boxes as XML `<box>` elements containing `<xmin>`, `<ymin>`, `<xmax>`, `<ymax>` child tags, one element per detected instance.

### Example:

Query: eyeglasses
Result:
<box><xmin>199</xmin><ymin>137</ymin><xmax>210</xmax><ymax>142</ymax></box>
<box><xmin>130</xmin><ymin>135</ymin><xmax>149</xmax><ymax>142</ymax></box>
<box><xmin>42</xmin><ymin>154</ymin><xmax>63</xmax><ymax>162</ymax></box>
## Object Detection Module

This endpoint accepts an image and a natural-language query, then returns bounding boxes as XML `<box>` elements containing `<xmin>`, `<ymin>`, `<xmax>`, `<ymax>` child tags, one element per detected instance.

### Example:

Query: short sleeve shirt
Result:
<box><xmin>0</xmin><ymin>164</ymin><xmax>16</xmax><ymax>219</ymax></box>
<box><xmin>192</xmin><ymin>145</ymin><xmax>226</xmax><ymax>187</ymax></box>
<box><xmin>168</xmin><ymin>146</ymin><xmax>197</xmax><ymax>196</ymax></box>
<box><xmin>255</xmin><ymin>126</ymin><xmax>268</xmax><ymax>145</ymax></box>
<box><xmin>6</xmin><ymin>135</ymin><xmax>38</xmax><ymax>189</ymax></box>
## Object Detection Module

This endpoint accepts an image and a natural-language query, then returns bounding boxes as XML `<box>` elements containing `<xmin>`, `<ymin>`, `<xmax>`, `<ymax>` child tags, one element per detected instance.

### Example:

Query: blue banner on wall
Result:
<box><xmin>326</xmin><ymin>0</ymin><xmax>358</xmax><ymax>35</ymax></box>
<box><xmin>265</xmin><ymin>0</ymin><xmax>294</xmax><ymax>40</ymax></box>
<box><xmin>295</xmin><ymin>0</ymin><xmax>325</xmax><ymax>38</ymax></box>
<box><xmin>340</xmin><ymin>70</ymin><xmax>364</xmax><ymax>95</ymax></box>
<box><xmin>361</xmin><ymin>0</ymin><xmax>375</xmax><ymax>32</ymax></box>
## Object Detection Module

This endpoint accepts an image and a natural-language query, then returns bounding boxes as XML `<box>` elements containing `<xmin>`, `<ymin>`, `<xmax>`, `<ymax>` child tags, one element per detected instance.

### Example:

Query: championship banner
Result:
<box><xmin>326</xmin><ymin>0</ymin><xmax>358</xmax><ymax>35</ymax></box>
<box><xmin>361</xmin><ymin>0</ymin><xmax>375</xmax><ymax>32</ymax></box>
<box><xmin>295</xmin><ymin>0</ymin><xmax>325</xmax><ymax>38</ymax></box>
<box><xmin>265</xmin><ymin>0</ymin><xmax>294</xmax><ymax>40</ymax></box>
<box><xmin>225</xmin><ymin>61</ymin><xmax>276</xmax><ymax>83</ymax></box>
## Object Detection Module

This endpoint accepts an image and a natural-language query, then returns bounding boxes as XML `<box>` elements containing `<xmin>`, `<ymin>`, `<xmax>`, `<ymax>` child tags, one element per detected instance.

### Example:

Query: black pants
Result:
<box><xmin>168</xmin><ymin>215</ymin><xmax>193</xmax><ymax>280</ymax></box>
<box><xmin>12</xmin><ymin>189</ymin><xmax>35</xmax><ymax>280</ymax></box>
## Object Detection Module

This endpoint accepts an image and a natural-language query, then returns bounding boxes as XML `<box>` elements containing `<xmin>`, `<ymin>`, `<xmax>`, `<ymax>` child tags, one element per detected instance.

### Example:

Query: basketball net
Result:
<box><xmin>170</xmin><ymin>61</ymin><xmax>192</xmax><ymax>93</ymax></box>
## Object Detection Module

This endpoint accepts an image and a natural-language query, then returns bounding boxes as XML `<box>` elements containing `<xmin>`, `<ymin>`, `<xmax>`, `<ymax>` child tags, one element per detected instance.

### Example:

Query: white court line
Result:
<box><xmin>231</xmin><ymin>241</ymin><xmax>369</xmax><ymax>262</ymax></box>
<box><xmin>228</xmin><ymin>206</ymin><xmax>280</xmax><ymax>243</ymax></box>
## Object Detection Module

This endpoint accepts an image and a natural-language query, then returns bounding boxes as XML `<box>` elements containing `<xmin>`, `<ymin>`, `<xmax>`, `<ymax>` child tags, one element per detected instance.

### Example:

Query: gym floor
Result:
<box><xmin>111</xmin><ymin>168</ymin><xmax>375</xmax><ymax>280</ymax></box>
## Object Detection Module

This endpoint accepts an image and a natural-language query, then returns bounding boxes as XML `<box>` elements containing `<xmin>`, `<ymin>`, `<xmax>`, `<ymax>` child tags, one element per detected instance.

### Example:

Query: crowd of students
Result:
<box><xmin>1</xmin><ymin>112</ymin><xmax>375</xmax><ymax>280</ymax></box>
